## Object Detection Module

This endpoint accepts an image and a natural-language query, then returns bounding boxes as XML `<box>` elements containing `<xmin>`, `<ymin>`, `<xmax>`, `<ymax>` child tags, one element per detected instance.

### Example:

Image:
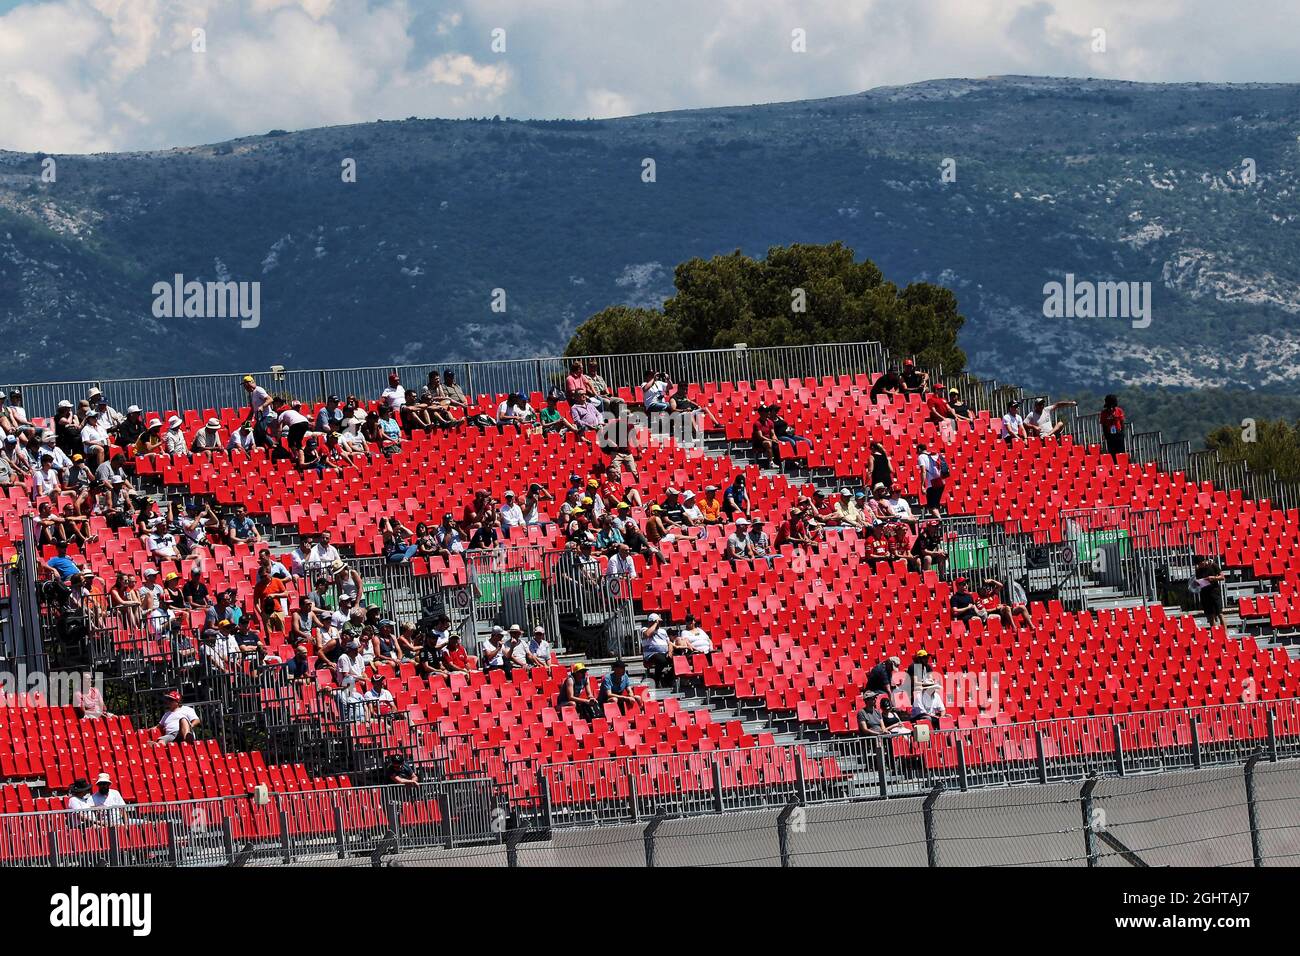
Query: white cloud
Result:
<box><xmin>1</xmin><ymin>0</ymin><xmax>1298</xmax><ymax>153</ymax></box>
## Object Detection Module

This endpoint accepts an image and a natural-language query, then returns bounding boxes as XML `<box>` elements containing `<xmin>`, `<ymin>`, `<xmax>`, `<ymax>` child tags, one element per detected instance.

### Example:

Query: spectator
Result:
<box><xmin>154</xmin><ymin>691</ymin><xmax>200</xmax><ymax>744</ymax></box>
<box><xmin>571</xmin><ymin>389</ymin><xmax>604</xmax><ymax>434</ymax></box>
<box><xmin>376</xmin><ymin>405</ymin><xmax>403</xmax><ymax>455</ymax></box>
<box><xmin>857</xmin><ymin>695</ymin><xmax>908</xmax><ymax>736</ymax></box>
<box><xmin>916</xmin><ymin>443</ymin><xmax>948</xmax><ymax>512</ymax></box>
<box><xmin>697</xmin><ymin>484</ymin><xmax>724</xmax><ymax>524</ymax></box>
<box><xmin>497</xmin><ymin>392</ymin><xmax>536</xmax><ymax>431</ymax></box>
<box><xmin>78</xmin><ymin>410</ymin><xmax>111</xmax><ymax>468</ymax></box>
<box><xmin>724</xmin><ymin>517</ymin><xmax>756</xmax><ymax>565</ymax></box>
<box><xmin>380</xmin><ymin>373</ymin><xmax>406</xmax><ymax>412</ymax></box>
<box><xmin>833</xmin><ymin>488</ymin><xmax>866</xmax><ymax>530</ymax></box>
<box><xmin>1100</xmin><ymin>394</ymin><xmax>1126</xmax><ymax>458</ymax></box>
<box><xmin>678</xmin><ymin>613</ymin><xmax>713</xmax><ymax>653</ymax></box>
<box><xmin>765</xmin><ymin>403</ymin><xmax>814</xmax><ymax>453</ymax></box>
<box><xmin>722</xmin><ymin>473</ymin><xmax>750</xmax><ymax>518</ymax></box>
<box><xmin>558</xmin><ymin>661</ymin><xmax>600</xmax><ymax>720</ymax></box>
<box><xmin>622</xmin><ymin>518</ymin><xmax>661</xmax><ymax>568</ymax></box>
<box><xmin>866</xmin><ymin>655</ymin><xmax>901</xmax><ymax>696</ymax></box>
<box><xmin>1024</xmin><ymin>398</ymin><xmax>1076</xmax><ymax>439</ymax></box>
<box><xmin>607</xmin><ymin>541</ymin><xmax>638</xmax><ymax>579</ymax></box>
<box><xmin>583</xmin><ymin>359</ymin><xmax>624</xmax><ymax>414</ymax></box>
<box><xmin>947</xmin><ymin>388</ymin><xmax>973</xmax><ymax>423</ymax></box>
<box><xmin>949</xmin><ymin>577</ymin><xmax>986</xmax><ymax>627</ymax></box>
<box><xmin>751</xmin><ymin>407</ymin><xmax>782</xmax><ymax>468</ymax></box>
<box><xmin>540</xmin><ymin>394</ymin><xmax>580</xmax><ymax>435</ymax></box>
<box><xmin>467</xmin><ymin>513</ymin><xmax>502</xmax><ymax>553</ymax></box>
<box><xmin>385</xmin><ymin>753</ymin><xmax>420</xmax><ymax>787</ymax></box>
<box><xmin>226</xmin><ymin>504</ymin><xmax>261</xmax><ymax>545</ymax></box>
<box><xmin>478</xmin><ymin>626</ymin><xmax>508</xmax><ymax>673</ymax></box>
<box><xmin>524</xmin><ymin>626</ymin><xmax>553</xmax><ymax>671</ymax></box>
<box><xmin>775</xmin><ymin>504</ymin><xmax>815</xmax><ymax>552</ymax></box>
<box><xmin>74</xmin><ymin>672</ymin><xmax>112</xmax><ymax>719</ymax></box>
<box><xmin>880</xmin><ymin>485</ymin><xmax>917</xmax><ymax>527</ymax></box>
<box><xmin>641</xmin><ymin>370</ymin><xmax>676</xmax><ymax>414</ymax></box>
<box><xmin>31</xmin><ymin>452</ymin><xmax>61</xmax><ymax>502</ymax></box>
<box><xmin>440</xmin><ymin>633</ymin><xmax>473</xmax><ymax>675</ymax></box>
<box><xmin>285</xmin><ymin>644</ymin><xmax>312</xmax><ymax>681</ymax></box>
<box><xmin>869</xmin><ymin>442</ymin><xmax>894</xmax><ymax>490</ymax></box>
<box><xmin>599</xmin><ymin>658</ymin><xmax>642</xmax><ymax>712</ymax></box>
<box><xmin>640</xmin><ymin>613</ymin><xmax>674</xmax><ymax>688</ymax></box>
<box><xmin>564</xmin><ymin>360</ymin><xmax>594</xmax><ymax>405</ymax></box>
<box><xmin>977</xmin><ymin>579</ymin><xmax>1034</xmax><ymax>631</ymax></box>
<box><xmin>900</xmin><ymin>360</ymin><xmax>928</xmax><ymax>395</ymax></box>
<box><xmin>908</xmin><ymin>677</ymin><xmax>946</xmax><ymax>729</ymax></box>
<box><xmin>76</xmin><ymin>773</ymin><xmax>128</xmax><ymax>827</ymax></box>
<box><xmin>869</xmin><ymin>366</ymin><xmax>903</xmax><ymax>402</ymax></box>
<box><xmin>159</xmin><ymin>415</ymin><xmax>187</xmax><ymax>455</ymax></box>
<box><xmin>925</xmin><ymin>383</ymin><xmax>955</xmax><ymax>426</ymax></box>
<box><xmin>498</xmin><ymin>490</ymin><xmax>527</xmax><ymax>540</ymax></box>
<box><xmin>1193</xmin><ymin>554</ymin><xmax>1227</xmax><ymax>629</ymax></box>
<box><xmin>747</xmin><ymin>518</ymin><xmax>775</xmax><ymax>567</ymax></box>
<box><xmin>432</xmin><ymin>513</ymin><xmax>464</xmax><ymax>556</ymax></box>
<box><xmin>1000</xmin><ymin>401</ymin><xmax>1026</xmax><ymax>446</ymax></box>
<box><xmin>679</xmin><ymin>490</ymin><xmax>706</xmax><ymax>526</ymax></box>
<box><xmin>191</xmin><ymin>417</ymin><xmax>224</xmax><ymax>452</ymax></box>
<box><xmin>911</xmin><ymin>519</ymin><xmax>948</xmax><ymax>573</ymax></box>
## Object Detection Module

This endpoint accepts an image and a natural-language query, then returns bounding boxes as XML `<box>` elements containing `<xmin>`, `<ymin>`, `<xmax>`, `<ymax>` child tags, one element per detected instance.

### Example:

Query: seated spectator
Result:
<box><xmin>432</xmin><ymin>513</ymin><xmax>464</xmax><ymax>556</ymax></box>
<box><xmin>765</xmin><ymin>403</ymin><xmax>813</xmax><ymax>452</ymax></box>
<box><xmin>497</xmin><ymin>392</ymin><xmax>536</xmax><ymax>431</ymax></box>
<box><xmin>910</xmin><ymin>519</ymin><xmax>948</xmax><ymax>572</ymax></box>
<box><xmin>540</xmin><ymin>394</ymin><xmax>580</xmax><ymax>435</ymax></box>
<box><xmin>226</xmin><ymin>504</ymin><xmax>261</xmax><ymax>545</ymax></box>
<box><xmin>1024</xmin><ymin>398</ymin><xmax>1076</xmax><ymax>439</ymax></box>
<box><xmin>599</xmin><ymin>658</ymin><xmax>642</xmax><ymax>712</ymax></box>
<box><xmin>607</xmin><ymin>541</ymin><xmax>638</xmax><ymax>579</ymax></box>
<box><xmin>697</xmin><ymin>485</ymin><xmax>724</xmax><ymax>524</ymax></box>
<box><xmin>925</xmin><ymin>383</ymin><xmax>955</xmax><ymax>426</ymax></box>
<box><xmin>570</xmin><ymin>389</ymin><xmax>604</xmax><ymax>433</ymax></box>
<box><xmin>722</xmin><ymin>473</ymin><xmax>750</xmax><ymax>518</ymax></box>
<box><xmin>833</xmin><ymin>488</ymin><xmax>866</xmax><ymax>529</ymax></box>
<box><xmin>680</xmin><ymin>490</ymin><xmax>706</xmax><ymax>526</ymax></box>
<box><xmin>74</xmin><ymin>672</ymin><xmax>112</xmax><ymax>719</ymax></box>
<box><xmin>748</xmin><ymin>518</ymin><xmax>776</xmax><ymax>567</ymax></box>
<box><xmin>908</xmin><ymin>677</ymin><xmax>946</xmax><ymax>728</ymax></box>
<box><xmin>880</xmin><ymin>485</ymin><xmax>917</xmax><ymax>527</ymax></box>
<box><xmin>400</xmin><ymin>388</ymin><xmax>435</xmax><ymax>434</ymax></box>
<box><xmin>775</xmin><ymin>504</ymin><xmax>815</xmax><ymax>551</ymax></box>
<box><xmin>886</xmin><ymin>522</ymin><xmax>918</xmax><ymax>571</ymax></box>
<box><xmin>478</xmin><ymin>626</ymin><xmax>508</xmax><ymax>673</ymax></box>
<box><xmin>524</xmin><ymin>626</ymin><xmax>553</xmax><ymax>671</ymax></box>
<box><xmin>386</xmin><ymin>752</ymin><xmax>420</xmax><ymax>787</ymax></box>
<box><xmin>999</xmin><ymin>401</ymin><xmax>1026</xmax><ymax>446</ymax></box>
<box><xmin>284</xmin><ymin>644</ymin><xmax>312</xmax><ymax>681</ymax></box>
<box><xmin>595</xmin><ymin>514</ymin><xmax>624</xmax><ymax>554</ymax></box>
<box><xmin>977</xmin><ymin>579</ymin><xmax>1034</xmax><ymax>631</ymax></box>
<box><xmin>376</xmin><ymin>405</ymin><xmax>403</xmax><ymax>455</ymax></box>
<box><xmin>641</xmin><ymin>370</ymin><xmax>676</xmax><ymax>414</ymax></box>
<box><xmin>498</xmin><ymin>490</ymin><xmax>527</xmax><ymax>540</ymax></box>
<box><xmin>900</xmin><ymin>360</ymin><xmax>928</xmax><ymax>396</ymax></box>
<box><xmin>949</xmin><ymin>577</ymin><xmax>987</xmax><ymax>626</ymax></box>
<box><xmin>678</xmin><ymin>614</ymin><xmax>713</xmax><ymax>653</ymax></box>
<box><xmin>640</xmin><ymin>614</ymin><xmax>674</xmax><ymax>688</ymax></box>
<box><xmin>947</xmin><ymin>388</ymin><xmax>973</xmax><ymax>423</ymax></box>
<box><xmin>621</xmin><ymin>518</ymin><xmax>662</xmax><ymax>568</ymax></box>
<box><xmin>857</xmin><ymin>694</ymin><xmax>909</xmax><ymax>736</ymax></box>
<box><xmin>751</xmin><ymin>408</ymin><xmax>782</xmax><ymax>468</ymax></box>
<box><xmin>467</xmin><ymin>513</ymin><xmax>502</xmax><ymax>552</ymax></box>
<box><xmin>190</xmin><ymin>417</ymin><xmax>224</xmax><ymax>452</ymax></box>
<box><xmin>724</xmin><ymin>517</ymin><xmax>756</xmax><ymax>565</ymax></box>
<box><xmin>154</xmin><ymin>691</ymin><xmax>199</xmax><ymax>745</ymax></box>
<box><xmin>558</xmin><ymin>661</ymin><xmax>600</xmax><ymax>720</ymax></box>
<box><xmin>439</xmin><ymin>633</ymin><xmax>472</xmax><ymax>674</ymax></box>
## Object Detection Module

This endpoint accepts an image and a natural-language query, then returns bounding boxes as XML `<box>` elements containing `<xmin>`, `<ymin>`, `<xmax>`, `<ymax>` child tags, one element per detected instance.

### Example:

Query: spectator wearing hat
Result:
<box><xmin>498</xmin><ymin>490</ymin><xmax>527</xmax><ymax>540</ymax></box>
<box><xmin>479</xmin><ymin>626</ymin><xmax>509</xmax><ymax>673</ymax></box>
<box><xmin>157</xmin><ymin>415</ymin><xmax>186</xmax><ymax>455</ymax></box>
<box><xmin>724</xmin><ymin>517</ymin><xmax>756</xmax><ymax>566</ymax></box>
<box><xmin>497</xmin><ymin>392</ymin><xmax>536</xmax><ymax>432</ymax></box>
<box><xmin>155</xmin><ymin>691</ymin><xmax>200</xmax><ymax>745</ymax></box>
<box><xmin>1100</xmin><ymin>394</ymin><xmax>1127</xmax><ymax>458</ymax></box>
<box><xmin>900</xmin><ymin>360</ymin><xmax>929</xmax><ymax>396</ymax></box>
<box><xmin>698</xmin><ymin>485</ymin><xmax>724</xmax><ymax>524</ymax></box>
<box><xmin>594</xmin><ymin>513</ymin><xmax>624</xmax><ymax>554</ymax></box>
<box><xmin>926</xmin><ymin>383</ymin><xmax>955</xmax><ymax>426</ymax></box>
<box><xmin>600</xmin><ymin>658</ymin><xmax>643</xmax><ymax>712</ymax></box>
<box><xmin>78</xmin><ymin>409</ymin><xmax>112</xmax><ymax>468</ymax></box>
<box><xmin>621</xmin><ymin>517</ymin><xmax>661</xmax><ymax>568</ymax></box>
<box><xmin>66</xmin><ymin>777</ymin><xmax>94</xmax><ymax>814</ymax></box>
<box><xmin>680</xmin><ymin>490</ymin><xmax>706</xmax><ymax>526</ymax></box>
<box><xmin>751</xmin><ymin>407</ymin><xmax>783</xmax><ymax>468</ymax></box>
<box><xmin>524</xmin><ymin>626</ymin><xmax>553</xmax><ymax>671</ymax></box>
<box><xmin>832</xmin><ymin>488</ymin><xmax>866</xmax><ymax>530</ymax></box>
<box><xmin>558</xmin><ymin>661</ymin><xmax>600</xmax><ymax>720</ymax></box>
<box><xmin>644</xmin><ymin>504</ymin><xmax>673</xmax><ymax>550</ymax></box>
<box><xmin>386</xmin><ymin>752</ymin><xmax>420</xmax><ymax>787</ymax></box>
<box><xmin>776</xmin><ymin>503</ymin><xmax>816</xmax><ymax>552</ymax></box>
<box><xmin>134</xmin><ymin>418</ymin><xmax>165</xmax><ymax>457</ymax></box>
<box><xmin>432</xmin><ymin>513</ymin><xmax>464</xmax><ymax>556</ymax></box>
<box><xmin>113</xmin><ymin>404</ymin><xmax>146</xmax><ymax>449</ymax></box>
<box><xmin>947</xmin><ymin>388</ymin><xmax>973</xmax><ymax>423</ymax></box>
<box><xmin>747</xmin><ymin>518</ymin><xmax>775</xmax><ymax>567</ymax></box>
<box><xmin>949</xmin><ymin>577</ymin><xmax>986</xmax><ymax>627</ymax></box>
<box><xmin>1025</xmin><ymin>398</ymin><xmax>1076</xmax><ymax>440</ymax></box>
<box><xmin>191</xmin><ymin>417</ymin><xmax>225</xmax><ymax>452</ymax></box>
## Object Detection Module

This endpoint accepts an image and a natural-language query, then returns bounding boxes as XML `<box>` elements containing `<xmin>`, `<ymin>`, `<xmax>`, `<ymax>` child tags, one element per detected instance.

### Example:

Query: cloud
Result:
<box><xmin>2</xmin><ymin>0</ymin><xmax>1299</xmax><ymax>153</ymax></box>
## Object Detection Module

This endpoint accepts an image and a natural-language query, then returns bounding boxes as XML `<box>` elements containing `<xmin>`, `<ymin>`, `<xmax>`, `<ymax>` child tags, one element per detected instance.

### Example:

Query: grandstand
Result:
<box><xmin>0</xmin><ymin>340</ymin><xmax>1297</xmax><ymax>866</ymax></box>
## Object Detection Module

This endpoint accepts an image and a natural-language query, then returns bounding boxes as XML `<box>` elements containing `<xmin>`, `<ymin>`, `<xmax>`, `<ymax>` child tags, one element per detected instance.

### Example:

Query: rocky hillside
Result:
<box><xmin>2</xmin><ymin>75</ymin><xmax>1298</xmax><ymax>391</ymax></box>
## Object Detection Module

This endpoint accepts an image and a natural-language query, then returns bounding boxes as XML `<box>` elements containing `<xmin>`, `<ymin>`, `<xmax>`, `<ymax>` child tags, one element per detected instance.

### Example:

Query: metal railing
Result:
<box><xmin>0</xmin><ymin>778</ymin><xmax>502</xmax><ymax>867</ymax></box>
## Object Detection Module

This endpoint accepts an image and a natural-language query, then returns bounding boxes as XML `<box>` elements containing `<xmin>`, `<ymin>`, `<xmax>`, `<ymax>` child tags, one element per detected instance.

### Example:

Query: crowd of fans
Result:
<box><xmin>5</xmin><ymin>362</ymin><xmax>1125</xmax><ymax>748</ymax></box>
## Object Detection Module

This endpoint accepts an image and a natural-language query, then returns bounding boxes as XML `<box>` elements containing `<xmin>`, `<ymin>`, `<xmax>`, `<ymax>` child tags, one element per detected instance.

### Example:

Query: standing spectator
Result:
<box><xmin>1024</xmin><ymin>398</ymin><xmax>1076</xmax><ymax>439</ymax></box>
<box><xmin>869</xmin><ymin>442</ymin><xmax>894</xmax><ymax>490</ymax></box>
<box><xmin>1100</xmin><ymin>394</ymin><xmax>1126</xmax><ymax>458</ymax></box>
<box><xmin>1194</xmin><ymin>554</ymin><xmax>1227</xmax><ymax>629</ymax></box>
<box><xmin>867</xmin><ymin>655</ymin><xmax>902</xmax><ymax>697</ymax></box>
<box><xmin>917</xmin><ymin>443</ymin><xmax>947</xmax><ymax>513</ymax></box>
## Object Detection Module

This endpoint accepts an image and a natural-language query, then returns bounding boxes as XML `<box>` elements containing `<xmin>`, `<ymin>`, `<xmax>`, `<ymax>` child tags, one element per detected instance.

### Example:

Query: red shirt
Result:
<box><xmin>600</xmin><ymin>480</ymin><xmax>624</xmax><ymax>506</ymax></box>
<box><xmin>977</xmin><ymin>592</ymin><xmax>1002</xmax><ymax>611</ymax></box>
<box><xmin>443</xmin><ymin>646</ymin><xmax>468</xmax><ymax>670</ymax></box>
<box><xmin>867</xmin><ymin>538</ymin><xmax>891</xmax><ymax>558</ymax></box>
<box><xmin>926</xmin><ymin>394</ymin><xmax>952</xmax><ymax>419</ymax></box>
<box><xmin>1100</xmin><ymin>406</ymin><xmax>1125</xmax><ymax>435</ymax></box>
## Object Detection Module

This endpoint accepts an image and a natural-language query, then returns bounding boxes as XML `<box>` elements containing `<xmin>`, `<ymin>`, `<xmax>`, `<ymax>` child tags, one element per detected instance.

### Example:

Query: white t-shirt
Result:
<box><xmin>480</xmin><ymin>638</ymin><xmax>505</xmax><ymax>667</ymax></box>
<box><xmin>682</xmin><ymin>626</ymin><xmax>713</xmax><ymax>653</ymax></box>
<box><xmin>642</xmin><ymin>627</ymin><xmax>670</xmax><ymax>658</ymax></box>
<box><xmin>526</xmin><ymin>638</ymin><xmax>552</xmax><ymax>663</ymax></box>
<box><xmin>1001</xmin><ymin>413</ymin><xmax>1024</xmax><ymax>439</ymax></box>
<box><xmin>883</xmin><ymin>497</ymin><xmax>913</xmax><ymax>521</ymax></box>
<box><xmin>498</xmin><ymin>401</ymin><xmax>533</xmax><ymax>421</ymax></box>
<box><xmin>380</xmin><ymin>386</ymin><xmax>406</xmax><ymax>410</ymax></box>
<box><xmin>160</xmin><ymin>705</ymin><xmax>199</xmax><ymax>737</ymax></box>
<box><xmin>32</xmin><ymin>467</ymin><xmax>60</xmax><ymax>499</ymax></box>
<box><xmin>499</xmin><ymin>503</ymin><xmax>526</xmax><ymax>528</ymax></box>
<box><xmin>248</xmin><ymin>386</ymin><xmax>270</xmax><ymax>416</ymax></box>
<box><xmin>363</xmin><ymin>688</ymin><xmax>395</xmax><ymax>710</ymax></box>
<box><xmin>338</xmin><ymin>429</ymin><xmax>367</xmax><ymax>452</ymax></box>
<box><xmin>80</xmin><ymin>422</ymin><xmax>109</xmax><ymax>447</ymax></box>
<box><xmin>608</xmin><ymin>553</ymin><xmax>638</xmax><ymax>579</ymax></box>
<box><xmin>278</xmin><ymin>408</ymin><xmax>309</xmax><ymax>430</ymax></box>
<box><xmin>310</xmin><ymin>543</ymin><xmax>341</xmax><ymax>566</ymax></box>
<box><xmin>1026</xmin><ymin>405</ymin><xmax>1056</xmax><ymax>434</ymax></box>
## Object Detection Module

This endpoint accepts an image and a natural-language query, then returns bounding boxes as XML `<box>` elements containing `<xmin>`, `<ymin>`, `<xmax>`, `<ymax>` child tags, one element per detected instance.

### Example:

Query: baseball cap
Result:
<box><xmin>388</xmin><ymin>373</ymin><xmax>400</xmax><ymax>384</ymax></box>
<box><xmin>126</xmin><ymin>404</ymin><xmax>141</xmax><ymax>414</ymax></box>
<box><xmin>665</xmin><ymin>487</ymin><xmax>679</xmax><ymax>495</ymax></box>
<box><xmin>587</xmin><ymin>478</ymin><xmax>599</xmax><ymax>488</ymax></box>
<box><xmin>840</xmin><ymin>487</ymin><xmax>851</xmax><ymax>496</ymax></box>
<box><xmin>534</xmin><ymin>625</ymin><xmax>545</xmax><ymax>634</ymax></box>
<box><xmin>491</xmin><ymin>625</ymin><xmax>505</xmax><ymax>634</ymax></box>
<box><xmin>682</xmin><ymin>490</ymin><xmax>696</xmax><ymax>499</ymax></box>
<box><xmin>504</xmin><ymin>489</ymin><xmax>515</xmax><ymax>497</ymax></box>
<box><xmin>571</xmin><ymin>662</ymin><xmax>587</xmax><ymax>673</ymax></box>
<box><xmin>617</xmin><ymin>501</ymin><xmax>630</xmax><ymax>509</ymax></box>
<box><xmin>241</xmin><ymin>375</ymin><xmax>255</xmax><ymax>384</ymax></box>
<box><xmin>57</xmin><ymin>399</ymin><xmax>73</xmax><ymax>409</ymax></box>
<box><xmin>705</xmin><ymin>484</ymin><xmax>718</xmax><ymax>492</ymax></box>
<box><xmin>163</xmin><ymin>690</ymin><xmax>182</xmax><ymax>702</ymax></box>
<box><xmin>647</xmin><ymin>613</ymin><xmax>661</xmax><ymax>622</ymax></box>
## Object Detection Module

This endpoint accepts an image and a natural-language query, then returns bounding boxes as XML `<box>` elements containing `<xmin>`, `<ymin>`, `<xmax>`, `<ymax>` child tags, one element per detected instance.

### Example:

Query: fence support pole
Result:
<box><xmin>712</xmin><ymin>756</ymin><xmax>725</xmax><ymax>813</ymax></box>
<box><xmin>794</xmin><ymin>750</ymin><xmax>808</xmax><ymax>805</ymax></box>
<box><xmin>629</xmin><ymin>771</ymin><xmax>640</xmax><ymax>823</ymax></box>
<box><xmin>1113</xmin><ymin>725</ymin><xmax>1126</xmax><ymax>777</ymax></box>
<box><xmin>875</xmin><ymin>737</ymin><xmax>889</xmax><ymax>799</ymax></box>
<box><xmin>923</xmin><ymin>787</ymin><xmax>942</xmax><ymax>868</ymax></box>
<box><xmin>1190</xmin><ymin>718</ymin><xmax>1202</xmax><ymax>769</ymax></box>
<box><xmin>643</xmin><ymin>813</ymin><xmax>666</xmax><ymax>868</ymax></box>
<box><xmin>537</xmin><ymin>768</ymin><xmax>553</xmax><ymax>832</ymax></box>
<box><xmin>1035</xmin><ymin>729</ymin><xmax>1049</xmax><ymax>785</ymax></box>
<box><xmin>386</xmin><ymin>799</ymin><xmax>402</xmax><ymax>855</ymax></box>
<box><xmin>956</xmin><ymin>735</ymin><xmax>969</xmax><ymax>792</ymax></box>
<box><xmin>1267</xmin><ymin>709</ymin><xmax>1278</xmax><ymax>762</ymax></box>
<box><xmin>505</xmin><ymin>827</ymin><xmax>524</xmax><ymax>868</ymax></box>
<box><xmin>1080</xmin><ymin>778</ymin><xmax>1100</xmax><ymax>867</ymax></box>
<box><xmin>221</xmin><ymin>818</ymin><xmax>236</xmax><ymax>865</ymax></box>
<box><xmin>776</xmin><ymin>800</ymin><xmax>799</xmax><ymax>868</ymax></box>
<box><xmin>1244</xmin><ymin>754</ymin><xmax>1264</xmax><ymax>868</ymax></box>
<box><xmin>333</xmin><ymin>803</ymin><xmax>347</xmax><ymax>859</ymax></box>
<box><xmin>438</xmin><ymin>793</ymin><xmax>453</xmax><ymax>849</ymax></box>
<box><xmin>279</xmin><ymin>808</ymin><xmax>292</xmax><ymax>865</ymax></box>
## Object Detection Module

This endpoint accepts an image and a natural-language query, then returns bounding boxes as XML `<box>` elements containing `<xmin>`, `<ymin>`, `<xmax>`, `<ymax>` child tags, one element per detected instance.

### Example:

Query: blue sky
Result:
<box><xmin>3</xmin><ymin>0</ymin><xmax>1300</xmax><ymax>153</ymax></box>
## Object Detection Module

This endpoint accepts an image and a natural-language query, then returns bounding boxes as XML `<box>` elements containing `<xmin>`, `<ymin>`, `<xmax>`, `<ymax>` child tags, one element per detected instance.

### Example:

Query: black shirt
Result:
<box><xmin>867</xmin><ymin>661</ymin><xmax>894</xmax><ymax>694</ymax></box>
<box><xmin>870</xmin><ymin>373</ymin><xmax>903</xmax><ymax>400</ymax></box>
<box><xmin>871</xmin><ymin>450</ymin><xmax>893</xmax><ymax>489</ymax></box>
<box><xmin>950</xmin><ymin>592</ymin><xmax>975</xmax><ymax>613</ymax></box>
<box><xmin>901</xmin><ymin>369</ymin><xmax>926</xmax><ymax>391</ymax></box>
<box><xmin>468</xmin><ymin>526</ymin><xmax>498</xmax><ymax>550</ymax></box>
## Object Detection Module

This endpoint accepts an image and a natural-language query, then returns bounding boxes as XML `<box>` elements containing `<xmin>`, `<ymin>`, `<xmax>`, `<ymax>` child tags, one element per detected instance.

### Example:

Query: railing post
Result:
<box><xmin>334</xmin><ymin>802</ymin><xmax>347</xmax><ymax>859</ymax></box>
<box><xmin>1190</xmin><ymin>717</ymin><xmax>1202</xmax><ymax>769</ymax></box>
<box><xmin>437</xmin><ymin>792</ymin><xmax>453</xmax><ymax>848</ymax></box>
<box><xmin>875</xmin><ymin>737</ymin><xmax>889</xmax><ymax>798</ymax></box>
<box><xmin>794</xmin><ymin>749</ymin><xmax>808</xmax><ymax>805</ymax></box>
<box><xmin>221</xmin><ymin>818</ymin><xmax>236</xmax><ymax>865</ymax></box>
<box><xmin>505</xmin><ymin>826</ymin><xmax>523</xmax><ymax>868</ymax></box>
<box><xmin>1080</xmin><ymin>778</ymin><xmax>1100</xmax><ymax>867</ymax></box>
<box><xmin>386</xmin><ymin>799</ymin><xmax>402</xmax><ymax>855</ymax></box>
<box><xmin>923</xmin><ymin>787</ymin><xmax>942</xmax><ymax>868</ymax></box>
<box><xmin>278</xmin><ymin>807</ymin><xmax>292</xmax><ymax>864</ymax></box>
<box><xmin>1244</xmin><ymin>754</ymin><xmax>1264</xmax><ymax>868</ymax></box>
<box><xmin>47</xmin><ymin>829</ymin><xmax>61</xmax><ymax>866</ymax></box>
<box><xmin>1267</xmin><ymin>709</ymin><xmax>1278</xmax><ymax>762</ymax></box>
<box><xmin>628</xmin><ymin>769</ymin><xmax>640</xmax><ymax>823</ymax></box>
<box><xmin>956</xmin><ymin>734</ymin><xmax>969</xmax><ymax>792</ymax></box>
<box><xmin>537</xmin><ymin>768</ymin><xmax>553</xmax><ymax>832</ymax></box>
<box><xmin>1113</xmin><ymin>725</ymin><xmax>1126</xmax><ymax>777</ymax></box>
<box><xmin>711</xmin><ymin>755</ymin><xmax>725</xmax><ymax>813</ymax></box>
<box><xmin>776</xmin><ymin>800</ymin><xmax>798</xmax><ymax>868</ymax></box>
<box><xmin>1035</xmin><ymin>729</ymin><xmax>1049</xmax><ymax>785</ymax></box>
<box><xmin>164</xmin><ymin>820</ymin><xmax>178</xmax><ymax>866</ymax></box>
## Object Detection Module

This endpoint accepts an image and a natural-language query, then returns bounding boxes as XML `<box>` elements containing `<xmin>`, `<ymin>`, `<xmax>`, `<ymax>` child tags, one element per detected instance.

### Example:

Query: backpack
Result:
<box><xmin>937</xmin><ymin>454</ymin><xmax>950</xmax><ymax>480</ymax></box>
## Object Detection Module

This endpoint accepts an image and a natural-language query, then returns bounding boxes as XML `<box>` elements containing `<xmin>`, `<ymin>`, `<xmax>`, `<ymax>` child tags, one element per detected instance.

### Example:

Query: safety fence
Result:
<box><xmin>0</xmin><ymin>778</ymin><xmax>502</xmax><ymax>867</ymax></box>
<box><xmin>531</xmin><ymin>698</ymin><xmax>1300</xmax><ymax>830</ymax></box>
